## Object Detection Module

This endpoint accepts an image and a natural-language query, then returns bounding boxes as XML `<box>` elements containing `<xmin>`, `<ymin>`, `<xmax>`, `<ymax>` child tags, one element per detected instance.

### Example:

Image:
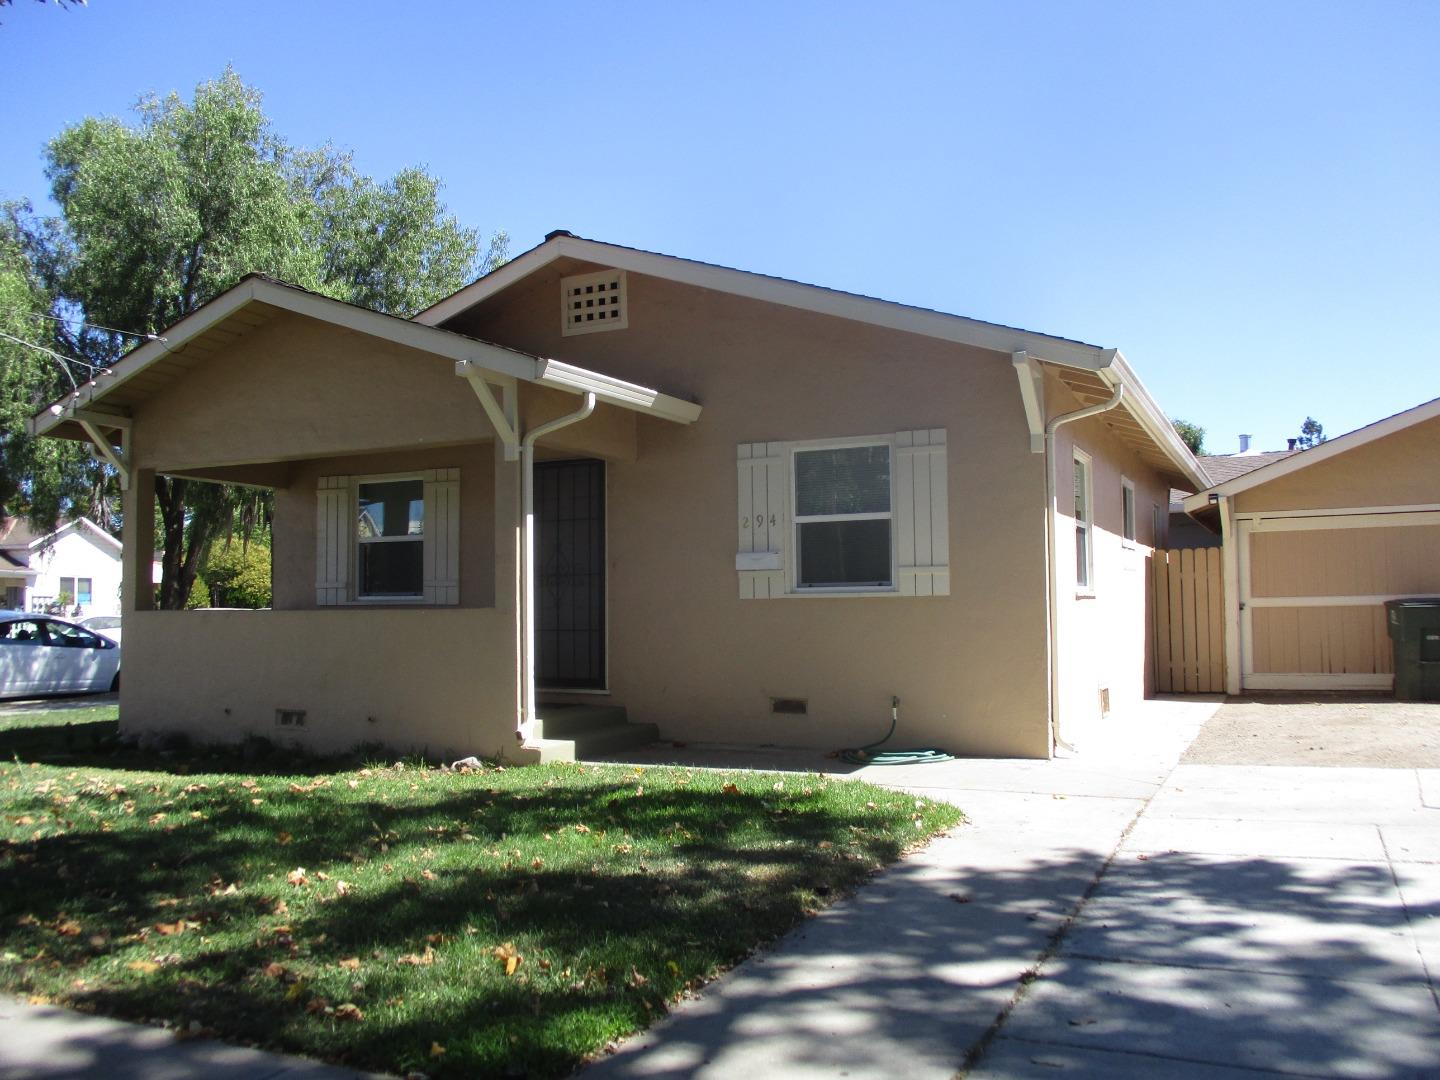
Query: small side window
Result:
<box><xmin>1121</xmin><ymin>477</ymin><xmax>1137</xmax><ymax>543</ymax></box>
<box><xmin>1073</xmin><ymin>450</ymin><xmax>1094</xmax><ymax>593</ymax></box>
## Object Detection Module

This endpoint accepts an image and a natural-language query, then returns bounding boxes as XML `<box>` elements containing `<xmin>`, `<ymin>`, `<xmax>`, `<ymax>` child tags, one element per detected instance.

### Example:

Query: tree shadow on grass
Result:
<box><xmin>2</xmin><ymin>770</ymin><xmax>946</xmax><ymax>1078</ymax></box>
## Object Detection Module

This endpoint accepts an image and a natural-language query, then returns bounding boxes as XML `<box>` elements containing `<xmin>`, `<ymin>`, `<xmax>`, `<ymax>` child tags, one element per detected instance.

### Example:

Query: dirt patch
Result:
<box><xmin>1182</xmin><ymin>694</ymin><xmax>1440</xmax><ymax>767</ymax></box>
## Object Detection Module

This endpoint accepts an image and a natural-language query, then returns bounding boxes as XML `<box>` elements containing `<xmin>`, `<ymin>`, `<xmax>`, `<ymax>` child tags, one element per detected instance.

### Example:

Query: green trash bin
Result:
<box><xmin>1384</xmin><ymin>598</ymin><xmax>1440</xmax><ymax>702</ymax></box>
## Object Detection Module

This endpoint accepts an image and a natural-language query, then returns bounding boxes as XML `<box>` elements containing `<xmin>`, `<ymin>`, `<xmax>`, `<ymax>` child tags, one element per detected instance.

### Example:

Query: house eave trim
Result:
<box><xmin>1182</xmin><ymin>394</ymin><xmax>1440</xmax><ymax>511</ymax></box>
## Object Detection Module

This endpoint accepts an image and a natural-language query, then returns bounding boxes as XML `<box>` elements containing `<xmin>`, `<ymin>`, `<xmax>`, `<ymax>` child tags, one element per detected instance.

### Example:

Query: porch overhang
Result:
<box><xmin>28</xmin><ymin>274</ymin><xmax>701</xmax><ymax>449</ymax></box>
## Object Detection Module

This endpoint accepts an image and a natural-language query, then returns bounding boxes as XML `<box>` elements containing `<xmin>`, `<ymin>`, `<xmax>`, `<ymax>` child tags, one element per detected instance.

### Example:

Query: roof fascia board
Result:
<box><xmin>1182</xmin><ymin>395</ymin><xmax>1440</xmax><ymax>512</ymax></box>
<box><xmin>27</xmin><ymin>517</ymin><xmax>122</xmax><ymax>553</ymax></box>
<box><xmin>417</xmin><ymin>236</ymin><xmax>1110</xmax><ymax>369</ymax></box>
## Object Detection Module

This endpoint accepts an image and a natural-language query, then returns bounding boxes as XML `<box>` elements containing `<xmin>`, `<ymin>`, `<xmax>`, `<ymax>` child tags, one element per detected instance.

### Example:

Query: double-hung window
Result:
<box><xmin>793</xmin><ymin>443</ymin><xmax>893</xmax><ymax>590</ymax></box>
<box><xmin>737</xmin><ymin>430</ymin><xmax>949</xmax><ymax>598</ymax></box>
<box><xmin>356</xmin><ymin>478</ymin><xmax>425</xmax><ymax>598</ymax></box>
<box><xmin>315</xmin><ymin>469</ymin><xmax>460</xmax><ymax>606</ymax></box>
<box><xmin>1073</xmin><ymin>450</ymin><xmax>1094</xmax><ymax>592</ymax></box>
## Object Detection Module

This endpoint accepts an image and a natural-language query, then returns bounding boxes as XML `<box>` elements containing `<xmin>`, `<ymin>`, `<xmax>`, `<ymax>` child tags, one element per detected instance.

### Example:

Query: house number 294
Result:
<box><xmin>741</xmin><ymin>515</ymin><xmax>778</xmax><ymax>528</ymax></box>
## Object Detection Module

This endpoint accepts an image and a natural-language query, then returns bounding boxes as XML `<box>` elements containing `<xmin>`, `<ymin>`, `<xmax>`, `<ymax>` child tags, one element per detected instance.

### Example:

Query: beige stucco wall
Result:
<box><xmin>446</xmin><ymin>261</ymin><xmax>1061</xmax><ymax>758</ymax></box>
<box><xmin>1233</xmin><ymin>413</ymin><xmax>1440</xmax><ymax>513</ymax></box>
<box><xmin>1043</xmin><ymin>371</ymin><xmax>1175</xmax><ymax>745</ymax></box>
<box><xmin>119</xmin><ymin>609</ymin><xmax>522</xmax><ymax>759</ymax></box>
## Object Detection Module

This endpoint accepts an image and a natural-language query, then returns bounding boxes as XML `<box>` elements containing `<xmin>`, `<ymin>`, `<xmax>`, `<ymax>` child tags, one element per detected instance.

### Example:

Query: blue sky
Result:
<box><xmin>3</xmin><ymin>1</ymin><xmax>1436</xmax><ymax>456</ymax></box>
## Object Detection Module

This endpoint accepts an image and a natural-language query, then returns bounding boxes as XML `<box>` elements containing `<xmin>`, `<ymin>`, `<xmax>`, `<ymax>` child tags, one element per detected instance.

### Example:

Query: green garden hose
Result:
<box><xmin>839</xmin><ymin>697</ymin><xmax>955</xmax><ymax>766</ymax></box>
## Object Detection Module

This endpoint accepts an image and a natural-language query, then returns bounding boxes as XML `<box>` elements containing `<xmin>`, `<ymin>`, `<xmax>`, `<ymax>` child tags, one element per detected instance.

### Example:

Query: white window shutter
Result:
<box><xmin>315</xmin><ymin>476</ymin><xmax>352</xmax><ymax>606</ymax></box>
<box><xmin>895</xmin><ymin>430</ymin><xmax>950</xmax><ymax>596</ymax></box>
<box><xmin>423</xmin><ymin>468</ymin><xmax>460</xmax><ymax>605</ymax></box>
<box><xmin>736</xmin><ymin>443</ymin><xmax>787</xmax><ymax>599</ymax></box>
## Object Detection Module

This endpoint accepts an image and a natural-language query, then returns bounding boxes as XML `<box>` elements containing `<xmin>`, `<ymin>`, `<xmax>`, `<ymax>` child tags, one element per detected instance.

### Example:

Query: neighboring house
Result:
<box><xmin>29</xmin><ymin>232</ymin><xmax>1208</xmax><ymax>761</ymax></box>
<box><xmin>1183</xmin><ymin>396</ymin><xmax>1440</xmax><ymax>693</ymax></box>
<box><xmin>0</xmin><ymin>517</ymin><xmax>123</xmax><ymax>617</ymax></box>
<box><xmin>1169</xmin><ymin>437</ymin><xmax>1299</xmax><ymax>548</ymax></box>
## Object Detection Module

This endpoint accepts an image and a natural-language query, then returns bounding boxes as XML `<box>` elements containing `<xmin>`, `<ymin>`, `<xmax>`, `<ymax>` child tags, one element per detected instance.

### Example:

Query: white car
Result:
<box><xmin>0</xmin><ymin>610</ymin><xmax>122</xmax><ymax>698</ymax></box>
<box><xmin>79</xmin><ymin>614</ymin><xmax>123</xmax><ymax>645</ymax></box>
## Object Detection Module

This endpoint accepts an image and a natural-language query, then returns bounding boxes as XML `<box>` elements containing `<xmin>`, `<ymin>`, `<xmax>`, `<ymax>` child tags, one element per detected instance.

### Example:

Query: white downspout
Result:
<box><xmin>518</xmin><ymin>393</ymin><xmax>596</xmax><ymax>742</ymax></box>
<box><xmin>1043</xmin><ymin>382</ymin><xmax>1124</xmax><ymax>754</ymax></box>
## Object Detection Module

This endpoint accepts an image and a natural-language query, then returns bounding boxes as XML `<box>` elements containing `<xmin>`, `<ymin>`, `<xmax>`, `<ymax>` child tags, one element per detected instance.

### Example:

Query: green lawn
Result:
<box><xmin>0</xmin><ymin>705</ymin><xmax>961</xmax><ymax>1078</ymax></box>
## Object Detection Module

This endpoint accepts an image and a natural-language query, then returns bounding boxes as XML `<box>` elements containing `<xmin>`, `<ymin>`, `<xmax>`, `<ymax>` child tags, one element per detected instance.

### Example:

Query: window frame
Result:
<box><xmin>353</xmin><ymin>473</ymin><xmax>427</xmax><ymax>602</ymax></box>
<box><xmin>76</xmin><ymin>578</ymin><xmax>93</xmax><ymax>605</ymax></box>
<box><xmin>1120</xmin><ymin>476</ymin><xmax>1137</xmax><ymax>546</ymax></box>
<box><xmin>1073</xmin><ymin>448</ymin><xmax>1095</xmax><ymax>596</ymax></box>
<box><xmin>788</xmin><ymin>435</ymin><xmax>897</xmax><ymax>595</ymax></box>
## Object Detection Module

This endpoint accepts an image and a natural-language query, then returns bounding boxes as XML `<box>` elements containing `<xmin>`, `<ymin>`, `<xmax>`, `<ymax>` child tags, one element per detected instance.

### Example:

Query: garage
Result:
<box><xmin>1185</xmin><ymin>397</ymin><xmax>1440</xmax><ymax>694</ymax></box>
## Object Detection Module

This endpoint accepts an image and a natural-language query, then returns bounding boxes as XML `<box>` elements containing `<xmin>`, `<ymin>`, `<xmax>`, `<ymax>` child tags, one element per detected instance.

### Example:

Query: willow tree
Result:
<box><xmin>33</xmin><ymin>68</ymin><xmax>506</xmax><ymax>607</ymax></box>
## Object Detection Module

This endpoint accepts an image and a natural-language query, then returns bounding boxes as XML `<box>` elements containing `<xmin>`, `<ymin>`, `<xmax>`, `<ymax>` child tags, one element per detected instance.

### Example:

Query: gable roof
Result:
<box><xmin>32</xmin><ymin>517</ymin><xmax>123</xmax><ymax>554</ymax></box>
<box><xmin>1182</xmin><ymin>395</ymin><xmax>1440</xmax><ymax>513</ymax></box>
<box><xmin>29</xmin><ymin>275</ymin><xmax>702</xmax><ymax>445</ymax></box>
<box><xmin>417</xmin><ymin>232</ymin><xmax>1209</xmax><ymax>490</ymax></box>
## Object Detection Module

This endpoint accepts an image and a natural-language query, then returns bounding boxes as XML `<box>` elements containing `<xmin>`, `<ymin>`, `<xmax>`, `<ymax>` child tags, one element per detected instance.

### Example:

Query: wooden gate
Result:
<box><xmin>1149</xmin><ymin>548</ymin><xmax>1226</xmax><ymax>693</ymax></box>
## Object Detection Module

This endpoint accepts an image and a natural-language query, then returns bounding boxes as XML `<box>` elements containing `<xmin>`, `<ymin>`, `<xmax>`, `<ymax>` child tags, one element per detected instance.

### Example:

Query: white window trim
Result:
<box><xmin>789</xmin><ymin>436</ymin><xmax>897</xmax><ymax>595</ymax></box>
<box><xmin>354</xmin><ymin>473</ymin><xmax>426</xmax><ymax>602</ymax></box>
<box><xmin>1073</xmin><ymin>448</ymin><xmax>1095</xmax><ymax>597</ymax></box>
<box><xmin>1120</xmin><ymin>475</ymin><xmax>1137</xmax><ymax>547</ymax></box>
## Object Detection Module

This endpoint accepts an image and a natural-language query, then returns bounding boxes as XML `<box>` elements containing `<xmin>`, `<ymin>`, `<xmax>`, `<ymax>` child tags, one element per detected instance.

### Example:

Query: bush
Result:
<box><xmin>202</xmin><ymin>541</ymin><xmax>272</xmax><ymax>608</ymax></box>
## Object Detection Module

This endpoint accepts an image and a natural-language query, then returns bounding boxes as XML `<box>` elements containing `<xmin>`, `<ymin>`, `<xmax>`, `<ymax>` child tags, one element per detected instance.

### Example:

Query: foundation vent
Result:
<box><xmin>770</xmin><ymin>697</ymin><xmax>808</xmax><ymax>716</ymax></box>
<box><xmin>276</xmin><ymin>708</ymin><xmax>307</xmax><ymax>728</ymax></box>
<box><xmin>1098</xmin><ymin>688</ymin><xmax>1111</xmax><ymax>717</ymax></box>
<box><xmin>561</xmin><ymin>269</ymin><xmax>628</xmax><ymax>335</ymax></box>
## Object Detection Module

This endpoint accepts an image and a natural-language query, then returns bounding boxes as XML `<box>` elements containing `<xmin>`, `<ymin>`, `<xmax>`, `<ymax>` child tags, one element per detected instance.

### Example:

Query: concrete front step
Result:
<box><xmin>531</xmin><ymin>704</ymin><xmax>658</xmax><ymax>763</ymax></box>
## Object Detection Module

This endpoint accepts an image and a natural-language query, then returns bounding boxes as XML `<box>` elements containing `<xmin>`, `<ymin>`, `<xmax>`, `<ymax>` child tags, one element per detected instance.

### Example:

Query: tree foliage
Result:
<box><xmin>0</xmin><ymin>206</ymin><xmax>106</xmax><ymax>529</ymax></box>
<box><xmin>1296</xmin><ymin>417</ymin><xmax>1326</xmax><ymax>449</ymax></box>
<box><xmin>1171</xmin><ymin>418</ymin><xmax>1206</xmax><ymax>456</ymax></box>
<box><xmin>24</xmin><ymin>68</ymin><xmax>506</xmax><ymax>607</ymax></box>
<box><xmin>200</xmin><ymin>537</ymin><xmax>272</xmax><ymax>609</ymax></box>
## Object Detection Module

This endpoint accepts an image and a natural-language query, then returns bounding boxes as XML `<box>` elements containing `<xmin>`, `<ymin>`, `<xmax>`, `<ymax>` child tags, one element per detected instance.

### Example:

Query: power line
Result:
<box><xmin>0</xmin><ymin>306</ymin><xmax>155</xmax><ymax>341</ymax></box>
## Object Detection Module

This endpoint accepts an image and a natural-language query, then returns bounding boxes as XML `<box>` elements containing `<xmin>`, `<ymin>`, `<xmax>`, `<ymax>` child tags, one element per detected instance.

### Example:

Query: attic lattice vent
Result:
<box><xmin>561</xmin><ymin>269</ymin><xmax>628</xmax><ymax>336</ymax></box>
<box><xmin>770</xmin><ymin>697</ymin><xmax>808</xmax><ymax>716</ymax></box>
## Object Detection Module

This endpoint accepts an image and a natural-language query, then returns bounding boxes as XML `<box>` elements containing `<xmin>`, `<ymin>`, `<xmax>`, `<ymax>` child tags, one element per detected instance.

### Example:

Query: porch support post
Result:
<box><xmin>517</xmin><ymin>393</ymin><xmax>597</xmax><ymax>741</ymax></box>
<box><xmin>122</xmin><ymin>468</ymin><xmax>156</xmax><ymax>614</ymax></box>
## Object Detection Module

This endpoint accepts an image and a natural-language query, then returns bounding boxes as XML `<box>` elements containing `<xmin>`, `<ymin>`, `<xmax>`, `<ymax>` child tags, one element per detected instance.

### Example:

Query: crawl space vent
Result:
<box><xmin>770</xmin><ymin>697</ymin><xmax>808</xmax><ymax>716</ymax></box>
<box><xmin>561</xmin><ymin>269</ymin><xmax>628</xmax><ymax>335</ymax></box>
<box><xmin>275</xmin><ymin>708</ymin><xmax>307</xmax><ymax>728</ymax></box>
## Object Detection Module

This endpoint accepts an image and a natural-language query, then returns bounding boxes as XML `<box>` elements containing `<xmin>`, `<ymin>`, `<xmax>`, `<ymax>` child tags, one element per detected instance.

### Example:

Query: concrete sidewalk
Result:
<box><xmin>584</xmin><ymin>697</ymin><xmax>1222</xmax><ymax>1078</ymax></box>
<box><xmin>0</xmin><ymin>997</ymin><xmax>376</xmax><ymax>1080</ymax></box>
<box><xmin>974</xmin><ymin>761</ymin><xmax>1440</xmax><ymax>1078</ymax></box>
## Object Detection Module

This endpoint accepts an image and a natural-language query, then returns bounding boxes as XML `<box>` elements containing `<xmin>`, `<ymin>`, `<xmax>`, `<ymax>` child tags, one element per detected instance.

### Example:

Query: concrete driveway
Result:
<box><xmin>589</xmin><ymin>697</ymin><xmax>1440</xmax><ymax>1079</ymax></box>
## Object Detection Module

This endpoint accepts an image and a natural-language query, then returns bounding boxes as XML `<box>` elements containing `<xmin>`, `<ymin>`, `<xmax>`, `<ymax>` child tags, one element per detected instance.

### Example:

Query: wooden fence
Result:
<box><xmin>1149</xmin><ymin>548</ymin><xmax>1226</xmax><ymax>693</ymax></box>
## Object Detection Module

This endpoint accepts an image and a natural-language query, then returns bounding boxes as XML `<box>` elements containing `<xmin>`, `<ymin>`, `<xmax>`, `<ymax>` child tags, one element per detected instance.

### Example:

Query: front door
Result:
<box><xmin>535</xmin><ymin>459</ymin><xmax>606</xmax><ymax>690</ymax></box>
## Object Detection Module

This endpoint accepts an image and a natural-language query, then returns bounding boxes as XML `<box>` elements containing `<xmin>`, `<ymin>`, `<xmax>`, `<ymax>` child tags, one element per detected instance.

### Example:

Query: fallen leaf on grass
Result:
<box><xmin>396</xmin><ymin>947</ymin><xmax>435</xmax><ymax>967</ymax></box>
<box><xmin>275</xmin><ymin>832</ymin><xmax>293</xmax><ymax>846</ymax></box>
<box><xmin>492</xmin><ymin>942</ymin><xmax>521</xmax><ymax>976</ymax></box>
<box><xmin>430</xmin><ymin>1042</ymin><xmax>446</xmax><ymax>1058</ymax></box>
<box><xmin>54</xmin><ymin>920</ymin><xmax>82</xmax><ymax>937</ymax></box>
<box><xmin>338</xmin><ymin>957</ymin><xmax>361</xmax><ymax>970</ymax></box>
<box><xmin>420</xmin><ymin>869</ymin><xmax>436</xmax><ymax>881</ymax></box>
<box><xmin>286</xmin><ymin>868</ymin><xmax>308</xmax><ymax>887</ymax></box>
<box><xmin>127</xmin><ymin>960</ymin><xmax>161</xmax><ymax>974</ymax></box>
<box><xmin>263</xmin><ymin>962</ymin><xmax>288</xmax><ymax>978</ymax></box>
<box><xmin>721</xmin><ymin>783</ymin><xmax>739</xmax><ymax>795</ymax></box>
<box><xmin>333</xmin><ymin>1002</ymin><xmax>363</xmax><ymax>1022</ymax></box>
<box><xmin>334</xmin><ymin>880</ymin><xmax>352</xmax><ymax>897</ymax></box>
<box><xmin>154</xmin><ymin>921</ymin><xmax>190</xmax><ymax>937</ymax></box>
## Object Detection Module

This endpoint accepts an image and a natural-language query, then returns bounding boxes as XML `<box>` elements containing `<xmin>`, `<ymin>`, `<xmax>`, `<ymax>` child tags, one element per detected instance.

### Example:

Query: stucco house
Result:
<box><xmin>30</xmin><ymin>233</ymin><xmax>1208</xmax><ymax>761</ymax></box>
<box><xmin>1183</xmin><ymin>396</ymin><xmax>1440</xmax><ymax>694</ymax></box>
<box><xmin>0</xmin><ymin>517</ymin><xmax>123</xmax><ymax>617</ymax></box>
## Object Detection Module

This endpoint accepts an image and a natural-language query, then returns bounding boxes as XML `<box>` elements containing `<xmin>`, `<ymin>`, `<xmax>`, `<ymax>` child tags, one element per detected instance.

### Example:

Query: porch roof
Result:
<box><xmin>28</xmin><ymin>275</ymin><xmax>702</xmax><ymax>447</ymax></box>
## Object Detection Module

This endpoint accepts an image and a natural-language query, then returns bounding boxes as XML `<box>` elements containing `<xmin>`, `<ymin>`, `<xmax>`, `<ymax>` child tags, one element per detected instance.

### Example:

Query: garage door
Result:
<box><xmin>1237</xmin><ymin>510</ymin><xmax>1440</xmax><ymax>690</ymax></box>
